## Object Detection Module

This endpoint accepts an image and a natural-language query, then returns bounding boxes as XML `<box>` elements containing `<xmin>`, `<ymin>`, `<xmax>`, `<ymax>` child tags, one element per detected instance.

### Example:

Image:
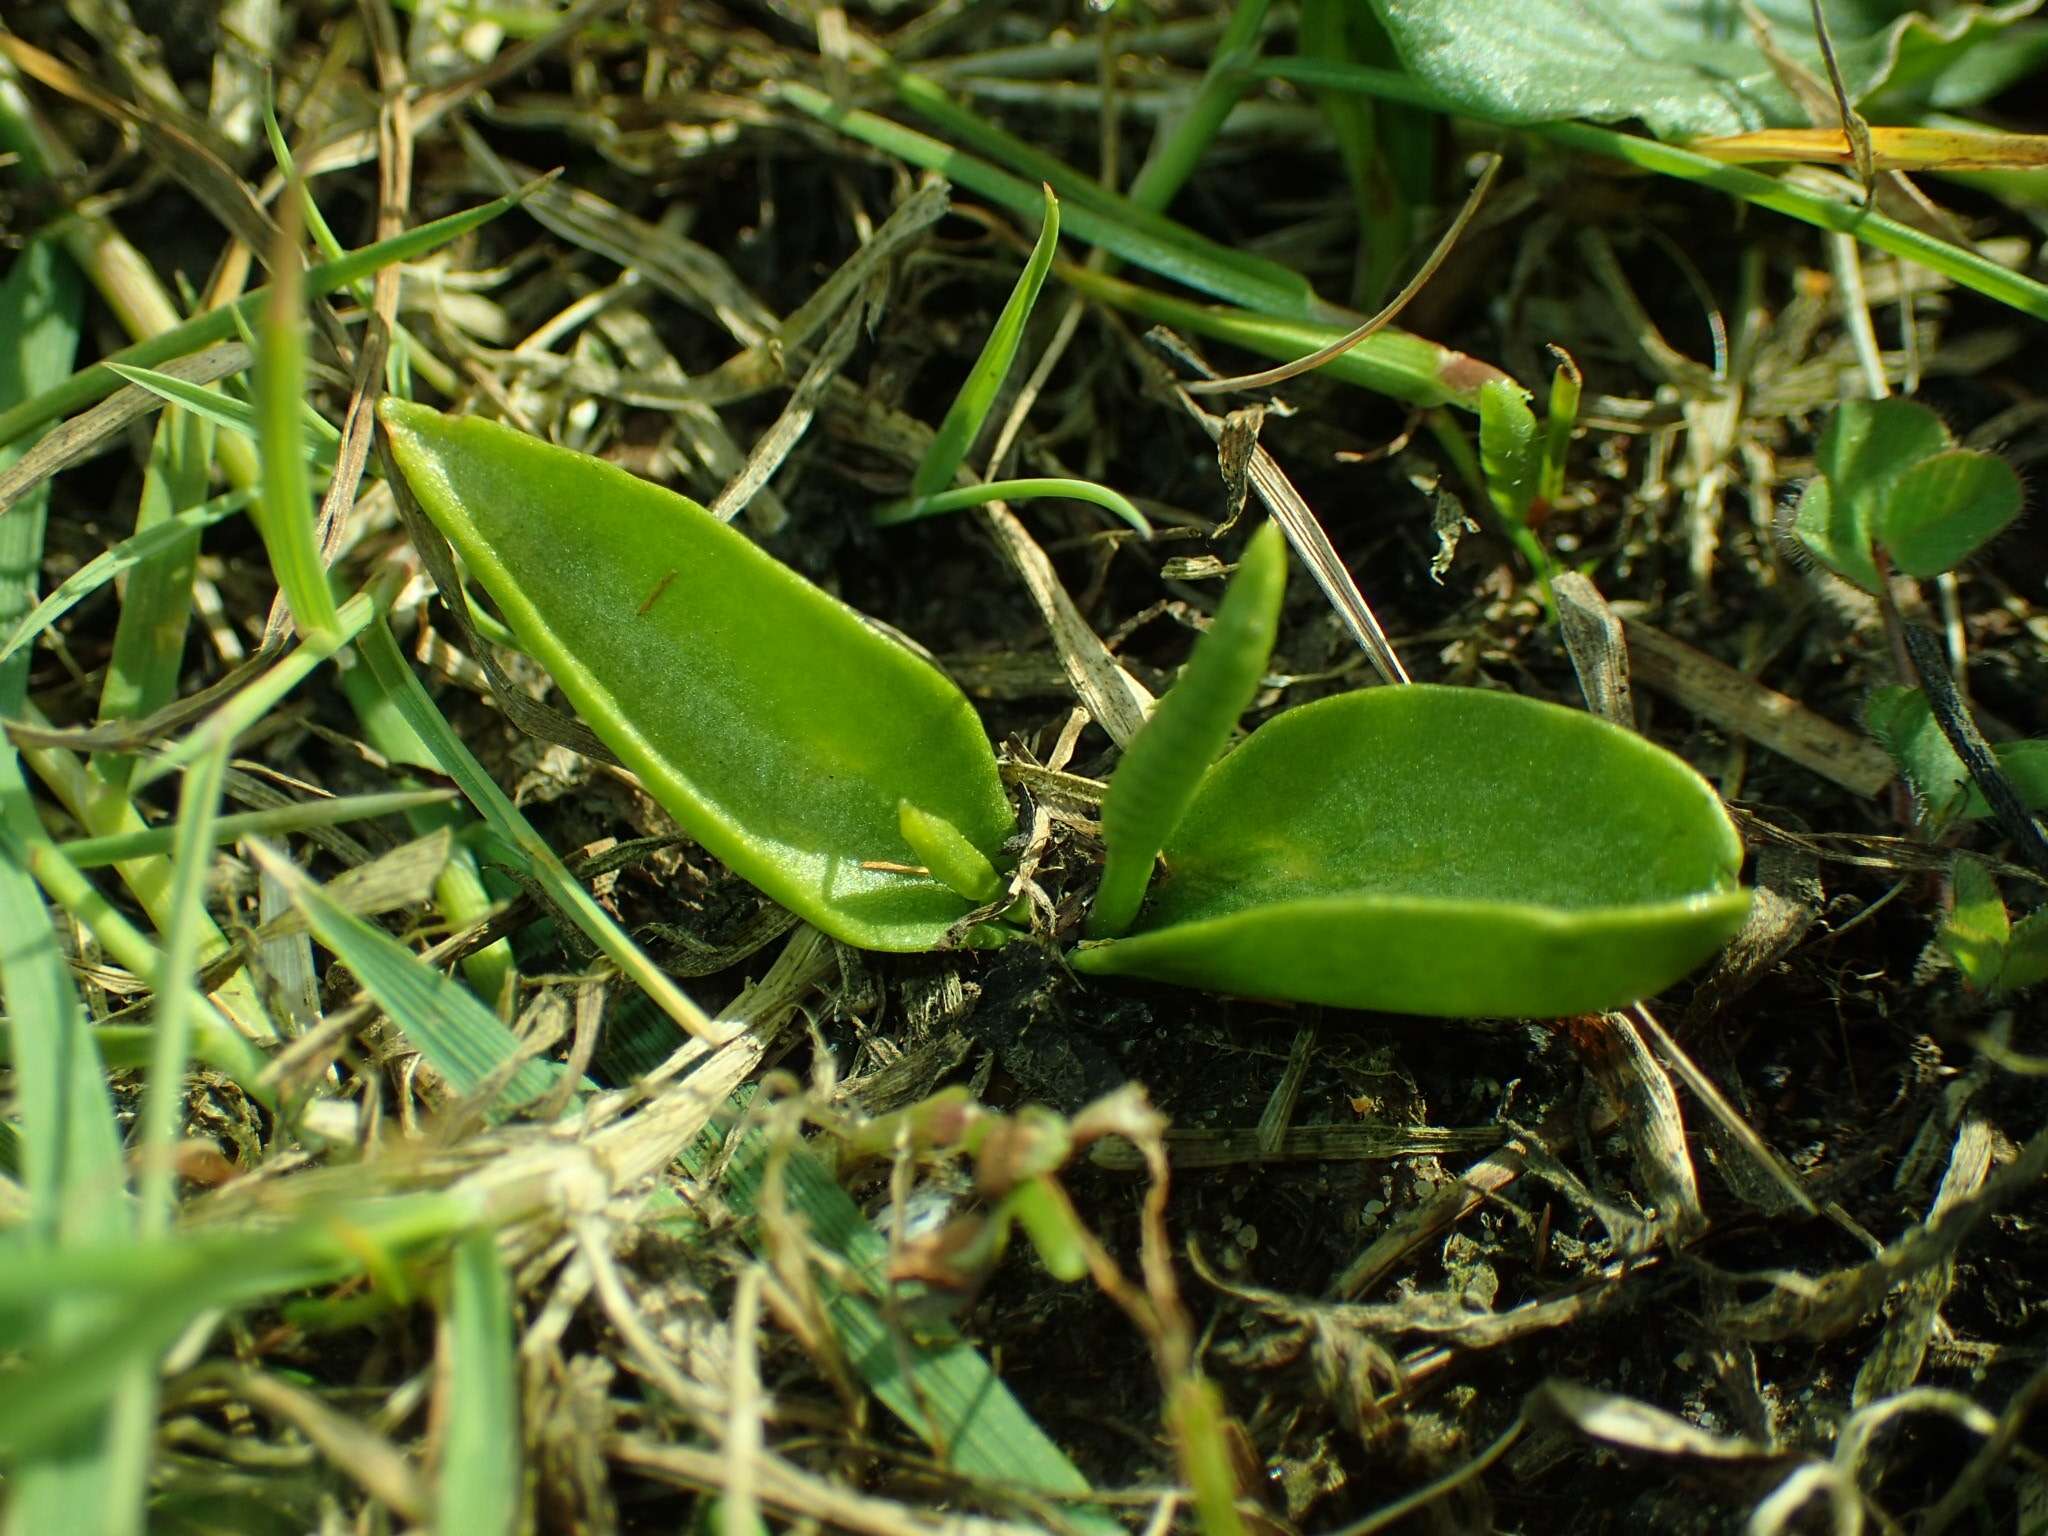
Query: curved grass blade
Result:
<box><xmin>910</xmin><ymin>185</ymin><xmax>1058</xmax><ymax>502</ymax></box>
<box><xmin>0</xmin><ymin>178</ymin><xmax>548</xmax><ymax>455</ymax></box>
<box><xmin>0</xmin><ymin>492</ymin><xmax>245</xmax><ymax>667</ymax></box>
<box><xmin>104</xmin><ymin>361</ymin><xmax>341</xmax><ymax>466</ymax></box>
<box><xmin>1089</xmin><ymin>522</ymin><xmax>1286</xmax><ymax>938</ymax></box>
<box><xmin>879</xmin><ymin>476</ymin><xmax>1151</xmax><ymax>534</ymax></box>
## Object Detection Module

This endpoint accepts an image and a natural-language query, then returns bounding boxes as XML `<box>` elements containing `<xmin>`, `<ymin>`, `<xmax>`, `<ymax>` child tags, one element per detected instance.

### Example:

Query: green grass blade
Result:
<box><xmin>437</xmin><ymin>1233</ymin><xmax>521</xmax><ymax>1536</ymax></box>
<box><xmin>94</xmin><ymin>394</ymin><xmax>218</xmax><ymax>796</ymax></box>
<box><xmin>0</xmin><ymin>233</ymin><xmax>140</xmax><ymax>1536</ymax></box>
<box><xmin>1124</xmin><ymin>0</ymin><xmax>1271</xmax><ymax>215</ymax></box>
<box><xmin>353</xmin><ymin>615</ymin><xmax>716</xmax><ymax>1045</ymax></box>
<box><xmin>1258</xmin><ymin>56</ymin><xmax>2048</xmax><ymax>324</ymax></box>
<box><xmin>135</xmin><ymin>736</ymin><xmax>228</xmax><ymax>1235</ymax></box>
<box><xmin>254</xmin><ymin>203</ymin><xmax>342</xmax><ymax>643</ymax></box>
<box><xmin>781</xmin><ymin>79</ymin><xmax>1322</xmax><ymax>320</ymax></box>
<box><xmin>885</xmin><ymin>477</ymin><xmax>1151</xmax><ymax>534</ymax></box>
<box><xmin>0</xmin><ymin>491</ymin><xmax>245</xmax><ymax>668</ymax></box>
<box><xmin>0</xmin><ymin>180</ymin><xmax>547</xmax><ymax>455</ymax></box>
<box><xmin>104</xmin><ymin>361</ymin><xmax>341</xmax><ymax>464</ymax></box>
<box><xmin>249</xmin><ymin>839</ymin><xmax>558</xmax><ymax>1115</ymax></box>
<box><xmin>56</xmin><ymin>789</ymin><xmax>455</xmax><ymax>868</ymax></box>
<box><xmin>1054</xmin><ymin>259</ymin><xmax>1509</xmax><ymax>408</ymax></box>
<box><xmin>1090</xmin><ymin>523</ymin><xmax>1287</xmax><ymax>938</ymax></box>
<box><xmin>911</xmin><ymin>185</ymin><xmax>1059</xmax><ymax>500</ymax></box>
<box><xmin>691</xmin><ymin>1119</ymin><xmax>1117</xmax><ymax>1532</ymax></box>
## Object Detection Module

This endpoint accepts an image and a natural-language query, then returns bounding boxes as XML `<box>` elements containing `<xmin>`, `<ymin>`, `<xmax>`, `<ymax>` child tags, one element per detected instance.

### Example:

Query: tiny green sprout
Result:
<box><xmin>378</xmin><ymin>400</ymin><xmax>1017</xmax><ymax>952</ymax></box>
<box><xmin>1073</xmin><ymin>529</ymin><xmax>1750</xmax><ymax>1017</ymax></box>
<box><xmin>1793</xmin><ymin>397</ymin><xmax>2022</xmax><ymax>593</ymax></box>
<box><xmin>1942</xmin><ymin>856</ymin><xmax>2048</xmax><ymax>995</ymax></box>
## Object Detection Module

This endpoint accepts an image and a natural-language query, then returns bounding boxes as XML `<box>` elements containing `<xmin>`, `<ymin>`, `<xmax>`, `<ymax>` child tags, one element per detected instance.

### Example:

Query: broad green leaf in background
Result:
<box><xmin>380</xmin><ymin>402</ymin><xmax>1017</xmax><ymax>951</ymax></box>
<box><xmin>1368</xmin><ymin>0</ymin><xmax>2043</xmax><ymax>141</ymax></box>
<box><xmin>1875</xmin><ymin>449</ymin><xmax>2022</xmax><ymax>578</ymax></box>
<box><xmin>1074</xmin><ymin>683</ymin><xmax>1749</xmax><ymax>1016</ymax></box>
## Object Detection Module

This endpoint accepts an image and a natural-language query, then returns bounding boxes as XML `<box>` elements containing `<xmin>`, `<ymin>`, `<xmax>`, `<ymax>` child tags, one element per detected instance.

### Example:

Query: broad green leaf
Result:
<box><xmin>1369</xmin><ymin>0</ymin><xmax>2040</xmax><ymax>141</ymax></box>
<box><xmin>1479</xmin><ymin>378</ymin><xmax>1540</xmax><ymax>528</ymax></box>
<box><xmin>1943</xmin><ymin>855</ymin><xmax>2010</xmax><ymax>990</ymax></box>
<box><xmin>1073</xmin><ymin>685</ymin><xmax>1749</xmax><ymax>1016</ymax></box>
<box><xmin>1875</xmin><ymin>447</ymin><xmax>2022</xmax><ymax>577</ymax></box>
<box><xmin>379</xmin><ymin>401</ymin><xmax>1016</xmax><ymax>951</ymax></box>
<box><xmin>1090</xmin><ymin>524</ymin><xmax>1287</xmax><ymax>938</ymax></box>
<box><xmin>908</xmin><ymin>185</ymin><xmax>1058</xmax><ymax>503</ymax></box>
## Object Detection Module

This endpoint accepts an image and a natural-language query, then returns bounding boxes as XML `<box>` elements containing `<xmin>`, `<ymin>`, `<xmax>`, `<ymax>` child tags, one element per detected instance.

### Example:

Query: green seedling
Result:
<box><xmin>1072</xmin><ymin>525</ymin><xmax>1750</xmax><ymax>1017</ymax></box>
<box><xmin>1941</xmin><ymin>856</ymin><xmax>2048</xmax><ymax>995</ymax></box>
<box><xmin>383</xmin><ymin>405</ymin><xmax>1745</xmax><ymax>1017</ymax></box>
<box><xmin>1867</xmin><ymin>685</ymin><xmax>2048</xmax><ymax>830</ymax></box>
<box><xmin>379</xmin><ymin>400</ymin><xmax>1018</xmax><ymax>952</ymax></box>
<box><xmin>1792</xmin><ymin>397</ymin><xmax>2021</xmax><ymax>593</ymax></box>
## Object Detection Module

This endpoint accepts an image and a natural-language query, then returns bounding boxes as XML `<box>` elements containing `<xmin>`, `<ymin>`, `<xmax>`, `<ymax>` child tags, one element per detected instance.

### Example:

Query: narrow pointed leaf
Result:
<box><xmin>910</xmin><ymin>185</ymin><xmax>1059</xmax><ymax>502</ymax></box>
<box><xmin>1090</xmin><ymin>523</ymin><xmax>1286</xmax><ymax>938</ymax></box>
<box><xmin>1943</xmin><ymin>855</ymin><xmax>2010</xmax><ymax>991</ymax></box>
<box><xmin>1479</xmin><ymin>377</ymin><xmax>1540</xmax><ymax>527</ymax></box>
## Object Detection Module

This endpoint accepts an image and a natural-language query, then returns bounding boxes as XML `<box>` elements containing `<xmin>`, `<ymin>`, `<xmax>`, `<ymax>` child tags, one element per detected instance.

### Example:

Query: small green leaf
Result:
<box><xmin>1943</xmin><ymin>855</ymin><xmax>2010</xmax><ymax>991</ymax></box>
<box><xmin>1866</xmin><ymin>685</ymin><xmax>1971</xmax><ymax>824</ymax></box>
<box><xmin>1794</xmin><ymin>397</ymin><xmax>1958</xmax><ymax>592</ymax></box>
<box><xmin>1090</xmin><ymin>523</ymin><xmax>1287</xmax><ymax>938</ymax></box>
<box><xmin>2001</xmin><ymin>908</ymin><xmax>2048</xmax><ymax>992</ymax></box>
<box><xmin>910</xmin><ymin>185</ymin><xmax>1059</xmax><ymax>503</ymax></box>
<box><xmin>1875</xmin><ymin>447</ymin><xmax>2022</xmax><ymax>577</ymax></box>
<box><xmin>898</xmin><ymin>800</ymin><xmax>1002</xmax><ymax>903</ymax></box>
<box><xmin>1004</xmin><ymin>1177</ymin><xmax>1090</xmax><ymax>1284</ymax></box>
<box><xmin>1539</xmin><ymin>348</ymin><xmax>1582</xmax><ymax>506</ymax></box>
<box><xmin>1479</xmin><ymin>377</ymin><xmax>1540</xmax><ymax>528</ymax></box>
<box><xmin>1074</xmin><ymin>685</ymin><xmax>1749</xmax><ymax>1016</ymax></box>
<box><xmin>380</xmin><ymin>402</ymin><xmax>1015</xmax><ymax>951</ymax></box>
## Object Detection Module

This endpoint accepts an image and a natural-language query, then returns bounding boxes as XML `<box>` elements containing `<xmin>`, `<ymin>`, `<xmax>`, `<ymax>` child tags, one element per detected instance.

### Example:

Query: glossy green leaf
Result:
<box><xmin>1073</xmin><ymin>685</ymin><xmax>1749</xmax><ymax>1017</ymax></box>
<box><xmin>1875</xmin><ymin>447</ymin><xmax>2022</xmax><ymax>577</ymax></box>
<box><xmin>1368</xmin><ymin>0</ymin><xmax>2038</xmax><ymax>141</ymax></box>
<box><xmin>1479</xmin><ymin>377</ymin><xmax>1540</xmax><ymax>528</ymax></box>
<box><xmin>1090</xmin><ymin>523</ymin><xmax>1286</xmax><ymax>938</ymax></box>
<box><xmin>379</xmin><ymin>401</ymin><xmax>1016</xmax><ymax>950</ymax></box>
<box><xmin>898</xmin><ymin>800</ymin><xmax>1002</xmax><ymax>903</ymax></box>
<box><xmin>909</xmin><ymin>185</ymin><xmax>1058</xmax><ymax>503</ymax></box>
